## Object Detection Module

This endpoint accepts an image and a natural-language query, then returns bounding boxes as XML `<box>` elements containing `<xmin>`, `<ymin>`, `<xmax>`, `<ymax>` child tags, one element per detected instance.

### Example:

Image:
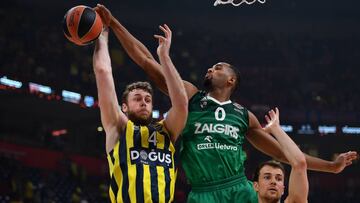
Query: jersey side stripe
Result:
<box><xmin>112</xmin><ymin>142</ymin><xmax>123</xmax><ymax>202</ymax></box>
<box><xmin>120</xmin><ymin>123</ymin><xmax>130</xmax><ymax>203</ymax></box>
<box><xmin>126</xmin><ymin>122</ymin><xmax>137</xmax><ymax>202</ymax></box>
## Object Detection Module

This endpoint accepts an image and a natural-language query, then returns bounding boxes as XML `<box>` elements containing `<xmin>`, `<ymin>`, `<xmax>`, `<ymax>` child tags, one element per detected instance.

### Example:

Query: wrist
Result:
<box><xmin>328</xmin><ymin>161</ymin><xmax>338</xmax><ymax>173</ymax></box>
<box><xmin>159</xmin><ymin>52</ymin><xmax>170</xmax><ymax>59</ymax></box>
<box><xmin>109</xmin><ymin>16</ymin><xmax>116</xmax><ymax>28</ymax></box>
<box><xmin>269</xmin><ymin>125</ymin><xmax>282</xmax><ymax>135</ymax></box>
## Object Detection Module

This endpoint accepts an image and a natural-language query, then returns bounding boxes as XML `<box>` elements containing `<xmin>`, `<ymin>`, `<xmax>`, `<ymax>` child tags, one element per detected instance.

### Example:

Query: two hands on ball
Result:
<box><xmin>263</xmin><ymin>107</ymin><xmax>358</xmax><ymax>173</ymax></box>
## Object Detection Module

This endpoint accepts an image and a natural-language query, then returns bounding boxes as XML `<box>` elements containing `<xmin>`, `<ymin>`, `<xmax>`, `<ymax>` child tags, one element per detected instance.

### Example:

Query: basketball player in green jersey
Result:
<box><xmin>93</xmin><ymin>24</ymin><xmax>188</xmax><ymax>202</ymax></box>
<box><xmin>95</xmin><ymin>4</ymin><xmax>358</xmax><ymax>202</ymax></box>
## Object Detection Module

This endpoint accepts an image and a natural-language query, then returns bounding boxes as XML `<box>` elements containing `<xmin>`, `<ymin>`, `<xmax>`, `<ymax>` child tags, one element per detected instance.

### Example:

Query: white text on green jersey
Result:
<box><xmin>194</xmin><ymin>123</ymin><xmax>239</xmax><ymax>139</ymax></box>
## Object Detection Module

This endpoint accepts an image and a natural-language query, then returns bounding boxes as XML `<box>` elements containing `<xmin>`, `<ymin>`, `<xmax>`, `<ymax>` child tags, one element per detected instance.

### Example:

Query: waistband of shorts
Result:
<box><xmin>191</xmin><ymin>174</ymin><xmax>248</xmax><ymax>192</ymax></box>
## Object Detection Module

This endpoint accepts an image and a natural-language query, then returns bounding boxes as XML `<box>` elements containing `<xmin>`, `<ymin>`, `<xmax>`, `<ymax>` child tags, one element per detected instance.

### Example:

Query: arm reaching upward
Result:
<box><xmin>246</xmin><ymin>110</ymin><xmax>358</xmax><ymax>173</ymax></box>
<box><xmin>93</xmin><ymin>27</ymin><xmax>128</xmax><ymax>153</ymax></box>
<box><xmin>154</xmin><ymin>24</ymin><xmax>188</xmax><ymax>142</ymax></box>
<box><xmin>263</xmin><ymin>108</ymin><xmax>308</xmax><ymax>203</ymax></box>
<box><xmin>94</xmin><ymin>4</ymin><xmax>198</xmax><ymax>99</ymax></box>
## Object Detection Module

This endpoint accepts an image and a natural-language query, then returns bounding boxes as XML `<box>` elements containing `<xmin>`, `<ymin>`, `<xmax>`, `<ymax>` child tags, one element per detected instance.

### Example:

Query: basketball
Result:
<box><xmin>62</xmin><ymin>5</ymin><xmax>103</xmax><ymax>46</ymax></box>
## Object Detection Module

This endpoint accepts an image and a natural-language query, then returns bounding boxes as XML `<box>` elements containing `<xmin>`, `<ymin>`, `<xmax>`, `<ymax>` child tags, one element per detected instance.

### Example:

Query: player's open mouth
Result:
<box><xmin>268</xmin><ymin>188</ymin><xmax>277</xmax><ymax>192</ymax></box>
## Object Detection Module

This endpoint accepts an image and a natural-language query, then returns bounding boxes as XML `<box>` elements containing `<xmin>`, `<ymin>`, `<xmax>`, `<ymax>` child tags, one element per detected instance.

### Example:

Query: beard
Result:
<box><xmin>127</xmin><ymin>111</ymin><xmax>152</xmax><ymax>126</ymax></box>
<box><xmin>203</xmin><ymin>78</ymin><xmax>213</xmax><ymax>92</ymax></box>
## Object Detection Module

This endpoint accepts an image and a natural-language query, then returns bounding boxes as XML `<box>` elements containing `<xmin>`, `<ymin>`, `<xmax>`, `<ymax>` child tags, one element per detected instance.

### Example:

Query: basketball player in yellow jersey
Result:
<box><xmin>92</xmin><ymin>24</ymin><xmax>187</xmax><ymax>203</ymax></box>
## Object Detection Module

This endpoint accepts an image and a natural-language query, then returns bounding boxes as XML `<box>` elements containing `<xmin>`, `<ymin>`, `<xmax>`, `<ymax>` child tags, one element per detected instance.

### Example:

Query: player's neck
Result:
<box><xmin>207</xmin><ymin>89</ymin><xmax>231</xmax><ymax>102</ymax></box>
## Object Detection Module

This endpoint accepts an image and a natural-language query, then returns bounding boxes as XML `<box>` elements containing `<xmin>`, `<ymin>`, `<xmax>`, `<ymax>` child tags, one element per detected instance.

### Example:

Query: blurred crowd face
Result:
<box><xmin>123</xmin><ymin>89</ymin><xmax>153</xmax><ymax>125</ymax></box>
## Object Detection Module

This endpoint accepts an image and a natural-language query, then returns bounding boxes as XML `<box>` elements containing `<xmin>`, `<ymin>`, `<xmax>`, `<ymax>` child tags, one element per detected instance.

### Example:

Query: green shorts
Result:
<box><xmin>187</xmin><ymin>175</ymin><xmax>258</xmax><ymax>203</ymax></box>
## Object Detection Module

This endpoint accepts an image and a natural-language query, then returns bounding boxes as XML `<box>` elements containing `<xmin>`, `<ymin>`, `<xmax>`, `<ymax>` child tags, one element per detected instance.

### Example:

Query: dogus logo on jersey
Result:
<box><xmin>194</xmin><ymin>122</ymin><xmax>239</xmax><ymax>139</ymax></box>
<box><xmin>130</xmin><ymin>148</ymin><xmax>173</xmax><ymax>168</ymax></box>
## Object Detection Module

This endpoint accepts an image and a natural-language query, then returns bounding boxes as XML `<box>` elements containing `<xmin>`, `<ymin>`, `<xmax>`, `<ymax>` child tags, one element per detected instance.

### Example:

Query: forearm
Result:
<box><xmin>109</xmin><ymin>18</ymin><xmax>168</xmax><ymax>93</ymax></box>
<box><xmin>272</xmin><ymin>126</ymin><xmax>335</xmax><ymax>173</ymax></box>
<box><xmin>247</xmin><ymin>126</ymin><xmax>335</xmax><ymax>173</ymax></box>
<box><xmin>158</xmin><ymin>54</ymin><xmax>187</xmax><ymax>108</ymax></box>
<box><xmin>277</xmin><ymin>151</ymin><xmax>335</xmax><ymax>173</ymax></box>
<box><xmin>109</xmin><ymin>17</ymin><xmax>153</xmax><ymax>64</ymax></box>
<box><xmin>271</xmin><ymin>127</ymin><xmax>306</xmax><ymax>168</ymax></box>
<box><xmin>93</xmin><ymin>35</ymin><xmax>120</xmax><ymax>129</ymax></box>
<box><xmin>270</xmin><ymin>133</ymin><xmax>335</xmax><ymax>173</ymax></box>
<box><xmin>303</xmin><ymin>154</ymin><xmax>335</xmax><ymax>173</ymax></box>
<box><xmin>93</xmin><ymin>35</ymin><xmax>111</xmax><ymax>72</ymax></box>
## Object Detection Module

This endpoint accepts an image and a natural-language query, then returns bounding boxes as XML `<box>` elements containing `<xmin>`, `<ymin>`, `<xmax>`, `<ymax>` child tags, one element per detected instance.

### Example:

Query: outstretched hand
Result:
<box><xmin>332</xmin><ymin>151</ymin><xmax>358</xmax><ymax>173</ymax></box>
<box><xmin>154</xmin><ymin>24</ymin><xmax>172</xmax><ymax>58</ymax></box>
<box><xmin>263</xmin><ymin>107</ymin><xmax>280</xmax><ymax>134</ymax></box>
<box><xmin>94</xmin><ymin>4</ymin><xmax>113</xmax><ymax>27</ymax></box>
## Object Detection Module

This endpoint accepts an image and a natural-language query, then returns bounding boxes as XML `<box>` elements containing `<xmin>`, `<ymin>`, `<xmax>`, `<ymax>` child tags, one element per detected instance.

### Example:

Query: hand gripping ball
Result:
<box><xmin>63</xmin><ymin>5</ymin><xmax>103</xmax><ymax>46</ymax></box>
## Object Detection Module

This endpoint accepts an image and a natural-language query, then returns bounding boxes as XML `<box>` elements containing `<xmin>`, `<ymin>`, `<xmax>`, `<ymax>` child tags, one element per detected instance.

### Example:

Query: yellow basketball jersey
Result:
<box><xmin>107</xmin><ymin>120</ymin><xmax>176</xmax><ymax>203</ymax></box>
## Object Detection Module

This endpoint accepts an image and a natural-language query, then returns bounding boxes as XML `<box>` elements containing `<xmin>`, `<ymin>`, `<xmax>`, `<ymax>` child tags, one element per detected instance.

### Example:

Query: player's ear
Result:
<box><xmin>253</xmin><ymin>181</ymin><xmax>259</xmax><ymax>192</ymax></box>
<box><xmin>122</xmin><ymin>103</ymin><xmax>128</xmax><ymax>113</ymax></box>
<box><xmin>227</xmin><ymin>77</ymin><xmax>236</xmax><ymax>88</ymax></box>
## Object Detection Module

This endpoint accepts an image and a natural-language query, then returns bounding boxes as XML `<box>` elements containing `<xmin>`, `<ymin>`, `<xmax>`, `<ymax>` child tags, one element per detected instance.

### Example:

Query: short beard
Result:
<box><xmin>127</xmin><ymin>111</ymin><xmax>152</xmax><ymax>126</ymax></box>
<box><xmin>203</xmin><ymin>78</ymin><xmax>213</xmax><ymax>92</ymax></box>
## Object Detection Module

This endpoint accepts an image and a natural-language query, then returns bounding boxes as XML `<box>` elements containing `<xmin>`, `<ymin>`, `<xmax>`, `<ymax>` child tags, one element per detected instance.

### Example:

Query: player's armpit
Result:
<box><xmin>183</xmin><ymin>80</ymin><xmax>199</xmax><ymax>100</ymax></box>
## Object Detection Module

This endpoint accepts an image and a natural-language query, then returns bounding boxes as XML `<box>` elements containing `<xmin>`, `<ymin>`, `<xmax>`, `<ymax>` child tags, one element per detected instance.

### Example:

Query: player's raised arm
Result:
<box><xmin>154</xmin><ymin>24</ymin><xmax>188</xmax><ymax>142</ymax></box>
<box><xmin>246</xmin><ymin>110</ymin><xmax>358</xmax><ymax>174</ymax></box>
<box><xmin>263</xmin><ymin>108</ymin><xmax>308</xmax><ymax>203</ymax></box>
<box><xmin>93</xmin><ymin>27</ymin><xmax>128</xmax><ymax>153</ymax></box>
<box><xmin>94</xmin><ymin>4</ymin><xmax>198</xmax><ymax>99</ymax></box>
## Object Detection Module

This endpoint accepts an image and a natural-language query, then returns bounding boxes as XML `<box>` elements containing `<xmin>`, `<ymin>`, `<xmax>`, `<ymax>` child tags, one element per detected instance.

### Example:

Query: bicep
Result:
<box><xmin>183</xmin><ymin>80</ymin><xmax>198</xmax><ymax>99</ymax></box>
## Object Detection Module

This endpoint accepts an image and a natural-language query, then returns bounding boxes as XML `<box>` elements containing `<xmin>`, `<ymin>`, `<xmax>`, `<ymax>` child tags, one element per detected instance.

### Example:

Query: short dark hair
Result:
<box><xmin>253</xmin><ymin>160</ymin><xmax>286</xmax><ymax>182</ymax></box>
<box><xmin>121</xmin><ymin>81</ymin><xmax>153</xmax><ymax>104</ymax></box>
<box><xmin>227</xmin><ymin>64</ymin><xmax>241</xmax><ymax>93</ymax></box>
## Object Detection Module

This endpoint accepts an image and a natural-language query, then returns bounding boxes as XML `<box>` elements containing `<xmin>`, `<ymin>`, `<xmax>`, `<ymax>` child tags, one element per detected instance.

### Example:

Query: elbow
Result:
<box><xmin>293</xmin><ymin>155</ymin><xmax>307</xmax><ymax>171</ymax></box>
<box><xmin>93</xmin><ymin>63</ymin><xmax>111</xmax><ymax>74</ymax></box>
<box><xmin>177</xmin><ymin>102</ymin><xmax>188</xmax><ymax>116</ymax></box>
<box><xmin>176</xmin><ymin>101</ymin><xmax>189</xmax><ymax>121</ymax></box>
<box><xmin>178</xmin><ymin>95</ymin><xmax>189</xmax><ymax>113</ymax></box>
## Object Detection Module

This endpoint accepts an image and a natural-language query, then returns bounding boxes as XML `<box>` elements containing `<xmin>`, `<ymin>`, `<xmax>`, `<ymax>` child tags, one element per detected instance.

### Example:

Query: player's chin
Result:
<box><xmin>129</xmin><ymin>113</ymin><xmax>152</xmax><ymax>125</ymax></box>
<box><xmin>266</xmin><ymin>190</ymin><xmax>281</xmax><ymax>198</ymax></box>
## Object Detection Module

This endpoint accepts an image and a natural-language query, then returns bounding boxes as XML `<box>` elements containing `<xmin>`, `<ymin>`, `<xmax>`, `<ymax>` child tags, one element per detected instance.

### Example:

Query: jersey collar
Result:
<box><xmin>206</xmin><ymin>95</ymin><xmax>232</xmax><ymax>106</ymax></box>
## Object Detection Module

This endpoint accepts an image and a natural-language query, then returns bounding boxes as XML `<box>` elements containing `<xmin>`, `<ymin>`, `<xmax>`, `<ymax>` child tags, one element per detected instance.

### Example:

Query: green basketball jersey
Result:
<box><xmin>180</xmin><ymin>91</ymin><xmax>249</xmax><ymax>185</ymax></box>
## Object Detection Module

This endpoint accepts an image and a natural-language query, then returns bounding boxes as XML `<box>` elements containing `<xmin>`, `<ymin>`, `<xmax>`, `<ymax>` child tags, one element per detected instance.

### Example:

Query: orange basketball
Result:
<box><xmin>62</xmin><ymin>5</ymin><xmax>103</xmax><ymax>46</ymax></box>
